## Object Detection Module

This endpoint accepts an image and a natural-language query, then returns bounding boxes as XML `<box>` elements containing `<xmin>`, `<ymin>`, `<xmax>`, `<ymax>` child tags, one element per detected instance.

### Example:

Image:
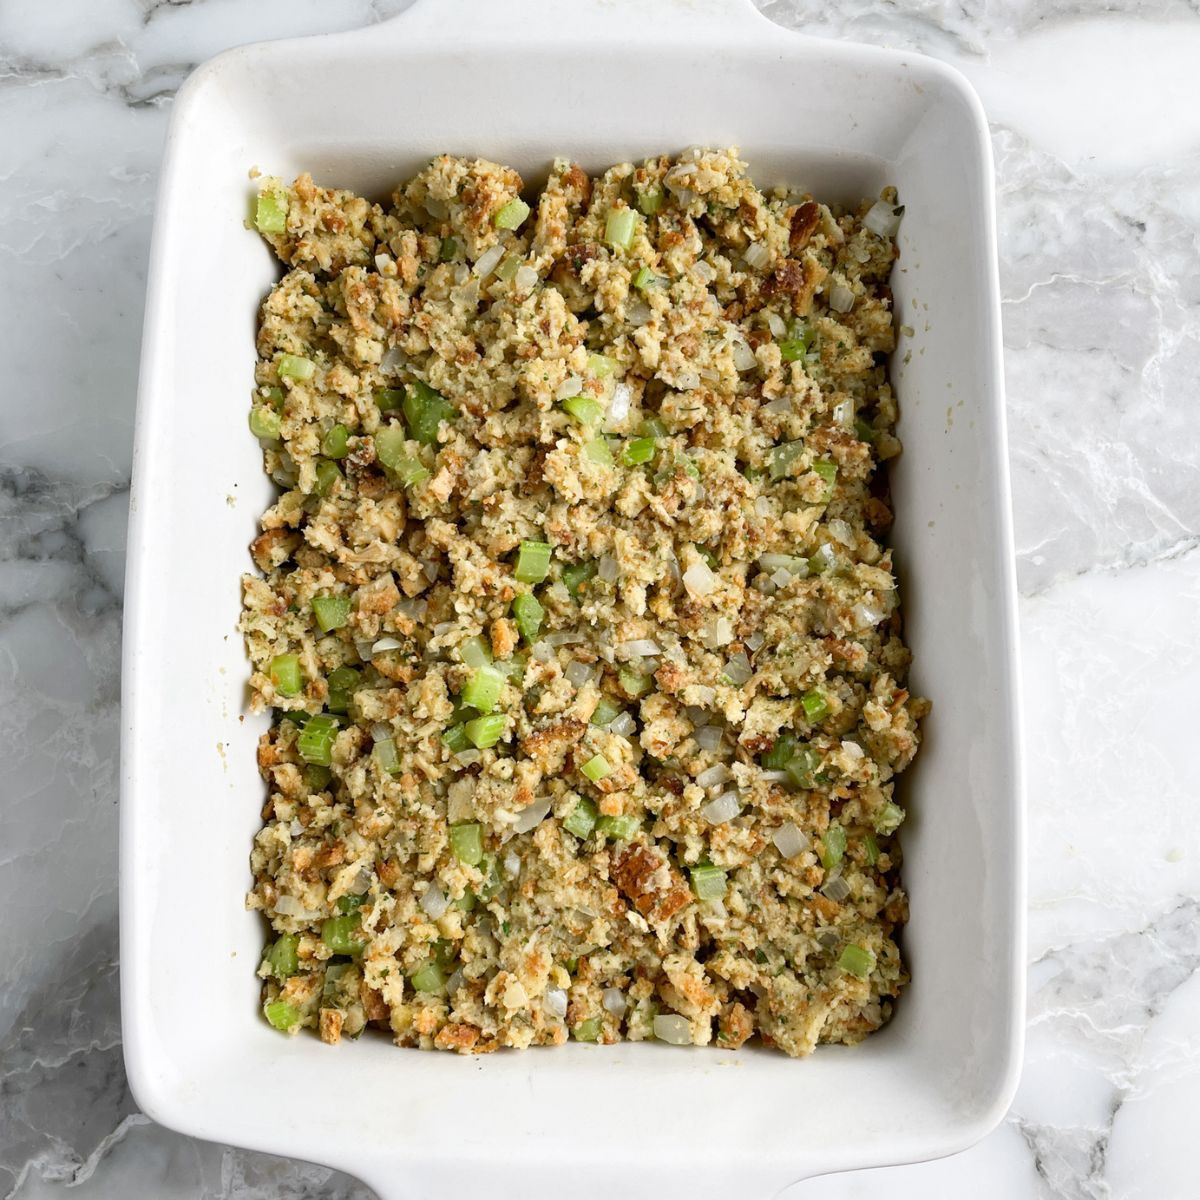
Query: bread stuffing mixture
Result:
<box><xmin>241</xmin><ymin>148</ymin><xmax>925</xmax><ymax>1057</ymax></box>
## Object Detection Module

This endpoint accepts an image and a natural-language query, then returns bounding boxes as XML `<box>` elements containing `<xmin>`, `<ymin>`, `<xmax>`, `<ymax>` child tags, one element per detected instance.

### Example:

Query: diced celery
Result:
<box><xmin>494</xmin><ymin>254</ymin><xmax>520</xmax><ymax>282</ymax></box>
<box><xmin>411</xmin><ymin>962</ymin><xmax>447</xmax><ymax>993</ymax></box>
<box><xmin>785</xmin><ymin>745</ymin><xmax>823</xmax><ymax>790</ymax></box>
<box><xmin>618</xmin><ymin>667</ymin><xmax>652</xmax><ymax>697</ymax></box>
<box><xmin>311</xmin><ymin>594</ymin><xmax>351</xmax><ymax>633</ymax></box>
<box><xmin>573</xmin><ymin>1016</ymin><xmax>602</xmax><ymax>1042</ymax></box>
<box><xmin>638</xmin><ymin>416</ymin><xmax>668</xmax><ymax>438</ymax></box>
<box><xmin>254</xmin><ymin>189</ymin><xmax>288</xmax><ymax>235</ymax></box>
<box><xmin>264</xmin><ymin>933</ymin><xmax>299</xmax><ymax>978</ymax></box>
<box><xmin>441</xmin><ymin>724</ymin><xmax>469</xmax><ymax>754</ymax></box>
<box><xmin>264</xmin><ymin>1000</ymin><xmax>299</xmax><ymax>1032</ymax></box>
<box><xmin>779</xmin><ymin>326</ymin><xmax>811</xmax><ymax>362</ymax></box>
<box><xmin>632</xmin><ymin>265</ymin><xmax>663</xmax><ymax>291</ymax></box>
<box><xmin>394</xmin><ymin>456</ymin><xmax>431</xmax><ymax>487</ymax></box>
<box><xmin>562</xmin><ymin>559</ymin><xmax>597</xmax><ymax>598</ymax></box>
<box><xmin>321</xmin><ymin>913</ymin><xmax>364</xmax><ymax>955</ymax></box>
<box><xmin>374</xmin><ymin>424</ymin><xmax>409</xmax><ymax>470</ymax></box>
<box><xmin>587</xmin><ymin>353</ymin><xmax>616</xmax><ymax>378</ymax></box>
<box><xmin>249</xmin><ymin>406</ymin><xmax>281</xmax><ymax>440</ymax></box>
<box><xmin>375</xmin><ymin>387</ymin><xmax>405</xmax><ymax>412</ymax></box>
<box><xmin>373</xmin><ymin>736</ymin><xmax>401</xmax><ymax>774</ymax></box>
<box><xmin>326</xmin><ymin>666</ymin><xmax>360</xmax><ymax>714</ymax></box>
<box><xmin>303</xmin><ymin>763</ymin><xmax>332</xmax><ymax>792</ymax></box>
<box><xmin>277</xmin><ymin>354</ymin><xmax>314</xmax><ymax>382</ymax></box>
<box><xmin>808</xmin><ymin>543</ymin><xmax>836</xmax><ymax>575</ymax></box>
<box><xmin>511</xmin><ymin>592</ymin><xmax>544</xmax><ymax>643</ymax></box>
<box><xmin>494</xmin><ymin>198</ymin><xmax>530</xmax><ymax>229</ymax></box>
<box><xmin>449</xmin><ymin>822</ymin><xmax>484</xmax><ymax>866</ymax></box>
<box><xmin>637</xmin><ymin>185</ymin><xmax>664</xmax><ymax>215</ymax></box>
<box><xmin>439</xmin><ymin>236</ymin><xmax>458</xmax><ymax>262</ymax></box>
<box><xmin>563</xmin><ymin>798</ymin><xmax>598</xmax><ymax>839</ymax></box>
<box><xmin>812</xmin><ymin>459</ymin><xmax>837</xmax><ymax>498</ymax></box>
<box><xmin>269</xmin><ymin>653</ymin><xmax>302</xmax><ymax>697</ymax></box>
<box><xmin>514</xmin><ymin>540</ymin><xmax>553</xmax><ymax>584</ymax></box>
<box><xmin>297</xmin><ymin>714</ymin><xmax>339</xmax><ymax>766</ymax></box>
<box><xmin>462</xmin><ymin>664</ymin><xmax>504</xmax><ymax>713</ymax></box>
<box><xmin>583</xmin><ymin>438</ymin><xmax>614</xmax><ymax>466</ymax></box>
<box><xmin>876</xmin><ymin>802</ymin><xmax>905</xmax><ymax>835</ymax></box>
<box><xmin>761</xmin><ymin>733</ymin><xmax>798</xmax><ymax>771</ymax></box>
<box><xmin>590</xmin><ymin>696</ymin><xmax>623</xmax><ymax>727</ymax></box>
<box><xmin>458</xmin><ymin>635</ymin><xmax>493</xmax><ymax>668</ymax></box>
<box><xmin>562</xmin><ymin>395</ymin><xmax>604</xmax><ymax>426</ymax></box>
<box><xmin>838</xmin><ymin>944</ymin><xmax>876</xmax><ymax>978</ymax></box>
<box><xmin>621</xmin><ymin>436</ymin><xmax>656</xmax><ymax>466</ymax></box>
<box><xmin>321</xmin><ymin>424</ymin><xmax>350</xmax><ymax>459</ymax></box>
<box><xmin>690</xmin><ymin>864</ymin><xmax>728</xmax><ymax>901</ymax></box>
<box><xmin>820</xmin><ymin>824</ymin><xmax>847</xmax><ymax>870</ymax></box>
<box><xmin>337</xmin><ymin>893</ymin><xmax>366</xmax><ymax>914</ymax></box>
<box><xmin>864</xmin><ymin>832</ymin><xmax>880</xmax><ymax>866</ymax></box>
<box><xmin>313</xmin><ymin>459</ymin><xmax>341</xmax><ymax>498</ymax></box>
<box><xmin>769</xmin><ymin>440</ymin><xmax>804</xmax><ymax>481</ymax></box>
<box><xmin>801</xmin><ymin>689</ymin><xmax>830</xmax><ymax>724</ymax></box>
<box><xmin>604</xmin><ymin>207</ymin><xmax>638</xmax><ymax>251</ymax></box>
<box><xmin>403</xmin><ymin>381</ymin><xmax>458</xmax><ymax>445</ymax></box>
<box><xmin>465</xmin><ymin>713</ymin><xmax>507</xmax><ymax>749</ymax></box>
<box><xmin>596</xmin><ymin>813</ymin><xmax>639</xmax><ymax>841</ymax></box>
<box><xmin>855</xmin><ymin>418</ymin><xmax>876</xmax><ymax>443</ymax></box>
<box><xmin>581</xmin><ymin>754</ymin><xmax>611</xmax><ymax>782</ymax></box>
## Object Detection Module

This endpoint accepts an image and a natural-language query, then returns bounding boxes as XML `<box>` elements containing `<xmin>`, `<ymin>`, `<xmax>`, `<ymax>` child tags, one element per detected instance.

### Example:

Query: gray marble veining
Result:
<box><xmin>3</xmin><ymin>2</ymin><xmax>1199</xmax><ymax>1197</ymax></box>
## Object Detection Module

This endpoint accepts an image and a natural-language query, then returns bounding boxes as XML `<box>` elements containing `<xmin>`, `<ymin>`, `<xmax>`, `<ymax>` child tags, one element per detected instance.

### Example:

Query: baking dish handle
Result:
<box><xmin>383</xmin><ymin>0</ymin><xmax>771</xmax><ymax>44</ymax></box>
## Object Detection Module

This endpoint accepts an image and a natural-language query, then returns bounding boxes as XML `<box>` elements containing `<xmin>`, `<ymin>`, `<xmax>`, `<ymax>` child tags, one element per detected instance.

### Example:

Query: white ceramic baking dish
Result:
<box><xmin>120</xmin><ymin>1</ymin><xmax>1023</xmax><ymax>1194</ymax></box>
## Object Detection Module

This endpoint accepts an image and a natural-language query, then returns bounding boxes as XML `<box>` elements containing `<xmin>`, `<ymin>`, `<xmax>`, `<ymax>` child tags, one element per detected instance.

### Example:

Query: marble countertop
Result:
<box><xmin>3</xmin><ymin>1</ymin><xmax>1197</xmax><ymax>1196</ymax></box>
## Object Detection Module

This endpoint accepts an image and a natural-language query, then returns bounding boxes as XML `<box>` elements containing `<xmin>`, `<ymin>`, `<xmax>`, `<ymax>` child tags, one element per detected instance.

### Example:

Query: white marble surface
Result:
<box><xmin>2</xmin><ymin>1</ymin><xmax>1197</xmax><ymax>1196</ymax></box>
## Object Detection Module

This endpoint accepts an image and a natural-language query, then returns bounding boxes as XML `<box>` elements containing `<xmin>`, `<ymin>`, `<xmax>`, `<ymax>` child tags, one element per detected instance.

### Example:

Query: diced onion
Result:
<box><xmin>766</xmin><ymin>312</ymin><xmax>787</xmax><ymax>338</ymax></box>
<box><xmin>371</xmin><ymin>637</ymin><xmax>403</xmax><ymax>654</ymax></box>
<box><xmin>543</xmin><ymin>987</ymin><xmax>568</xmax><ymax>1018</ymax></box>
<box><xmin>274</xmin><ymin>894</ymin><xmax>320</xmax><ymax>920</ymax></box>
<box><xmin>380</xmin><ymin>346</ymin><xmax>406</xmax><ymax>375</ymax></box>
<box><xmin>759</xmin><ymin>769</ymin><xmax>789</xmax><ymax>783</ymax></box>
<box><xmin>445</xmin><ymin>968</ymin><xmax>465</xmax><ymax>994</ymax></box>
<box><xmin>689</xmin><ymin>685</ymin><xmax>716</xmax><ymax>706</ymax></box>
<box><xmin>696</xmin><ymin>764</ymin><xmax>731</xmax><ymax>790</ymax></box>
<box><xmin>770</xmin><ymin>568</ymin><xmax>793</xmax><ymax>589</ymax></box>
<box><xmin>618</xmin><ymin>638</ymin><xmax>661</xmax><ymax>659</ymax></box>
<box><xmin>682</xmin><ymin>559</ymin><xmax>717</xmax><ymax>598</ymax></box>
<box><xmin>557</xmin><ymin>374</ymin><xmax>584</xmax><ymax>401</ymax></box>
<box><xmin>763</xmin><ymin>396</ymin><xmax>791</xmax><ymax>416</ymax></box>
<box><xmin>424</xmin><ymin>198</ymin><xmax>449</xmax><ymax>219</ymax></box>
<box><xmin>829</xmin><ymin>282</ymin><xmax>854</xmax><ymax>313</ymax></box>
<box><xmin>702</xmin><ymin>791</ymin><xmax>741</xmax><ymax>824</ymax></box>
<box><xmin>754</xmin><ymin>495</ymin><xmax>772</xmax><ymax>517</ymax></box>
<box><xmin>545</xmin><ymin>629</ymin><xmax>586</xmax><ymax>646</ymax></box>
<box><xmin>653</xmin><ymin>1014</ymin><xmax>692</xmax><ymax>1045</ymax></box>
<box><xmin>701</xmin><ymin>615</ymin><xmax>733</xmax><ymax>649</ymax></box>
<box><xmin>565</xmin><ymin>659</ymin><xmax>592</xmax><ymax>687</ymax></box>
<box><xmin>676</xmin><ymin>369</ymin><xmax>701</xmax><ymax>391</ymax></box>
<box><xmin>609</xmin><ymin>711</ymin><xmax>637</xmax><ymax>738</ymax></box>
<box><xmin>832</xmin><ymin>398</ymin><xmax>855</xmax><ymax>429</ymax></box>
<box><xmin>515</xmin><ymin>265</ymin><xmax>538</xmax><ymax>291</ymax></box>
<box><xmin>743</xmin><ymin>241</ymin><xmax>771</xmax><ymax>270</ymax></box>
<box><xmin>607</xmin><ymin>382</ymin><xmax>632</xmax><ymax>425</ymax></box>
<box><xmin>822</xmin><ymin>874</ymin><xmax>851</xmax><ymax>903</ymax></box>
<box><xmin>473</xmin><ymin>243</ymin><xmax>505</xmax><ymax>278</ymax></box>
<box><xmin>694</xmin><ymin>725</ymin><xmax>725</xmax><ymax>753</ymax></box>
<box><xmin>455</xmin><ymin>748</ymin><xmax>481</xmax><ymax>766</ymax></box>
<box><xmin>854</xmin><ymin>602</ymin><xmax>886</xmax><ymax>629</ymax></box>
<box><xmin>432</xmin><ymin>621</ymin><xmax>458</xmax><ymax>636</ymax></box>
<box><xmin>772</xmin><ymin>821</ymin><xmax>810</xmax><ymax>858</ymax></box>
<box><xmin>420</xmin><ymin>883</ymin><xmax>449</xmax><ymax>920</ymax></box>
<box><xmin>354</xmin><ymin>639</ymin><xmax>375</xmax><ymax>660</ymax></box>
<box><xmin>627</xmin><ymin>298</ymin><xmax>652</xmax><ymax>326</ymax></box>
<box><xmin>731</xmin><ymin>338</ymin><xmax>756</xmax><ymax>372</ymax></box>
<box><xmin>395</xmin><ymin>598</ymin><xmax>427</xmax><ymax>620</ymax></box>
<box><xmin>598</xmin><ymin>554</ymin><xmax>619</xmax><ymax>583</ymax></box>
<box><xmin>602</xmin><ymin>988</ymin><xmax>627</xmax><ymax>1017</ymax></box>
<box><xmin>503</xmin><ymin>849</ymin><xmax>521</xmax><ymax>878</ymax></box>
<box><xmin>693</xmin><ymin>260</ymin><xmax>715</xmax><ymax>283</ymax></box>
<box><xmin>513</xmin><ymin>796</ymin><xmax>552</xmax><ymax>833</ymax></box>
<box><xmin>745</xmin><ymin>631</ymin><xmax>765</xmax><ymax>652</ymax></box>
<box><xmin>842</xmin><ymin>740</ymin><xmax>865</xmax><ymax>760</ymax></box>
<box><xmin>723</xmin><ymin>652</ymin><xmax>752</xmax><ymax>686</ymax></box>
<box><xmin>829</xmin><ymin>519</ymin><xmax>855</xmax><ymax>547</ymax></box>
<box><xmin>863</xmin><ymin>199</ymin><xmax>903</xmax><ymax>238</ymax></box>
<box><xmin>370</xmin><ymin>722</ymin><xmax>391</xmax><ymax>742</ymax></box>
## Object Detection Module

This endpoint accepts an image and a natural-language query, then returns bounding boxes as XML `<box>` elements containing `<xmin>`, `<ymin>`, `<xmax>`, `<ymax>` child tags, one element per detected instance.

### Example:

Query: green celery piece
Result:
<box><xmin>785</xmin><ymin>745</ymin><xmax>823</xmax><ymax>790</ymax></box>
<box><xmin>303</xmin><ymin>763</ymin><xmax>332</xmax><ymax>792</ymax></box>
<box><xmin>638</xmin><ymin>416</ymin><xmax>668</xmax><ymax>438</ymax></box>
<box><xmin>449</xmin><ymin>823</ymin><xmax>484</xmax><ymax>866</ymax></box>
<box><xmin>590</xmin><ymin>697</ymin><xmax>623</xmax><ymax>727</ymax></box>
<box><xmin>801</xmin><ymin>689</ymin><xmax>830</xmax><ymax>724</ymax></box>
<box><xmin>458</xmin><ymin>635</ymin><xmax>492</xmax><ymax>668</ymax></box>
<box><xmin>581</xmin><ymin>754</ymin><xmax>611</xmax><ymax>782</ymax></box>
<box><xmin>326</xmin><ymin>666</ymin><xmax>360</xmax><ymax>714</ymax></box>
<box><xmin>876</xmin><ymin>802</ymin><xmax>905</xmax><ymax>835</ymax></box>
<box><xmin>321</xmin><ymin>913</ymin><xmax>364</xmax><ymax>955</ymax></box>
<box><xmin>604</xmin><ymin>207</ymin><xmax>638</xmax><ymax>251</ymax></box>
<box><xmin>462</xmin><ymin>664</ymin><xmax>504</xmax><ymax>714</ymax></box>
<box><xmin>297</xmin><ymin>714</ymin><xmax>339</xmax><ymax>766</ymax></box>
<box><xmin>411</xmin><ymin>962</ymin><xmax>447</xmax><ymax>993</ymax></box>
<box><xmin>690</xmin><ymin>864</ymin><xmax>728</xmax><ymax>901</ymax></box>
<box><xmin>249</xmin><ymin>406</ymin><xmax>281</xmax><ymax>440</ymax></box>
<box><xmin>587</xmin><ymin>353</ymin><xmax>616</xmax><ymax>378</ymax></box>
<box><xmin>562</xmin><ymin>559</ymin><xmax>597</xmax><ymax>599</ymax></box>
<box><xmin>761</xmin><ymin>733</ymin><xmax>798</xmax><ymax>771</ymax></box>
<box><xmin>618</xmin><ymin>667</ymin><xmax>652</xmax><ymax>697</ymax></box>
<box><xmin>336</xmin><ymin>893</ymin><xmax>366</xmax><ymax>914</ymax></box>
<box><xmin>621</xmin><ymin>437</ymin><xmax>656</xmax><ymax>466</ymax></box>
<box><xmin>264</xmin><ymin>1000</ymin><xmax>299</xmax><ymax>1032</ymax></box>
<box><xmin>465</xmin><ymin>713</ymin><xmax>507</xmax><ymax>749</ymax></box>
<box><xmin>373</xmin><ymin>736</ymin><xmax>401</xmax><ymax>774</ymax></box>
<box><xmin>562</xmin><ymin>395</ymin><xmax>604</xmax><ymax>426</ymax></box>
<box><xmin>375</xmin><ymin>387</ymin><xmax>405</xmax><ymax>412</ymax></box>
<box><xmin>864</xmin><ymin>832</ymin><xmax>881</xmax><ymax>866</ymax></box>
<box><xmin>269</xmin><ymin>653</ymin><xmax>302</xmax><ymax>697</ymax></box>
<box><xmin>255</xmin><ymin>189</ymin><xmax>288</xmax><ymax>234</ymax></box>
<box><xmin>441</xmin><ymin>724</ymin><xmax>470</xmax><ymax>754</ymax></box>
<box><xmin>311</xmin><ymin>594</ymin><xmax>351</xmax><ymax>633</ymax></box>
<box><xmin>374</xmin><ymin>424</ymin><xmax>408</xmax><ymax>471</ymax></box>
<box><xmin>321</xmin><ymin>424</ymin><xmax>351</xmax><ymax>459</ymax></box>
<box><xmin>583</xmin><ymin>438</ymin><xmax>614</xmax><ymax>466</ymax></box>
<box><xmin>637</xmin><ymin>185</ymin><xmax>664</xmax><ymax>215</ymax></box>
<box><xmin>812</xmin><ymin>459</ymin><xmax>837</xmax><ymax>499</ymax></box>
<box><xmin>403</xmin><ymin>381</ymin><xmax>458</xmax><ymax>445</ymax></box>
<box><xmin>494</xmin><ymin>198</ymin><xmax>530</xmax><ymax>229</ymax></box>
<box><xmin>596</xmin><ymin>813</ymin><xmax>639</xmax><ymax>841</ymax></box>
<box><xmin>563</xmin><ymin>798</ymin><xmax>598</xmax><ymax>839</ymax></box>
<box><xmin>573</xmin><ymin>1016</ymin><xmax>603</xmax><ymax>1042</ymax></box>
<box><xmin>264</xmin><ymin>934</ymin><xmax>299</xmax><ymax>978</ymax></box>
<box><xmin>313</xmin><ymin>459</ymin><xmax>341</xmax><ymax>498</ymax></box>
<box><xmin>277</xmin><ymin>354</ymin><xmax>314</xmax><ymax>382</ymax></box>
<box><xmin>838</xmin><ymin>944</ymin><xmax>876</xmax><ymax>978</ymax></box>
<box><xmin>514</xmin><ymin>540</ymin><xmax>553</xmax><ymax>584</ymax></box>
<box><xmin>511</xmin><ymin>592</ymin><xmax>544</xmax><ymax>643</ymax></box>
<box><xmin>820</xmin><ymin>824</ymin><xmax>847</xmax><ymax>870</ymax></box>
<box><xmin>769</xmin><ymin>441</ymin><xmax>804</xmax><ymax>481</ymax></box>
<box><xmin>439</xmin><ymin>236</ymin><xmax>458</xmax><ymax>262</ymax></box>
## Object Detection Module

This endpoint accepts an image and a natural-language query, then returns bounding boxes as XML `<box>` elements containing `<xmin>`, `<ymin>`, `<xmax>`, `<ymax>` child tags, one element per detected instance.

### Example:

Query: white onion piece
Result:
<box><xmin>545</xmin><ymin>629</ymin><xmax>585</xmax><ymax>646</ymax></box>
<box><xmin>602</xmin><ymin>987</ymin><xmax>627</xmax><ymax>1017</ymax></box>
<box><xmin>702</xmin><ymin>791</ymin><xmax>741</xmax><ymax>824</ymax></box>
<box><xmin>531</xmin><ymin>640</ymin><xmax>555</xmax><ymax>662</ymax></box>
<box><xmin>355</xmin><ymin>638</ymin><xmax>375</xmax><ymax>660</ymax></box>
<box><xmin>455</xmin><ymin>748</ymin><xmax>481</xmax><ymax>766</ymax></box>
<box><xmin>832</xmin><ymin>398</ymin><xmax>855</xmax><ymax>429</ymax></box>
<box><xmin>822</xmin><ymin>875</ymin><xmax>852</xmax><ymax>903</ymax></box>
<box><xmin>745</xmin><ymin>631</ymin><xmax>765</xmax><ymax>652</ymax></box>
<box><xmin>380</xmin><ymin>346</ymin><xmax>406</xmax><ymax>375</ymax></box>
<box><xmin>698</xmin><ymin>366</ymin><xmax>719</xmax><ymax>384</ymax></box>
<box><xmin>445</xmin><ymin>967</ymin><xmax>465</xmax><ymax>994</ymax></box>
<box><xmin>854</xmin><ymin>602</ymin><xmax>886</xmax><ymax>629</ymax></box>
<box><xmin>692</xmin><ymin>260</ymin><xmax>715</xmax><ymax>283</ymax></box>
<box><xmin>432</xmin><ymin>621</ymin><xmax>458</xmax><ymax>636</ymax></box>
<box><xmin>723</xmin><ymin>652</ymin><xmax>752</xmax><ymax>686</ymax></box>
<box><xmin>810</xmin><ymin>543</ymin><xmax>836</xmax><ymax>573</ymax></box>
<box><xmin>273</xmin><ymin>894</ymin><xmax>320</xmax><ymax>920</ymax></box>
<box><xmin>565</xmin><ymin>659</ymin><xmax>592</xmax><ymax>687</ymax></box>
<box><xmin>829</xmin><ymin>519</ymin><xmax>855</xmax><ymax>547</ymax></box>
<box><xmin>760</xmin><ymin>769</ymin><xmax>789</xmax><ymax>783</ymax></box>
<box><xmin>743</xmin><ymin>241</ymin><xmax>771</xmax><ymax>271</ymax></box>
<box><xmin>763</xmin><ymin>396</ymin><xmax>792</xmax><ymax>416</ymax></box>
<box><xmin>395</xmin><ymin>598</ymin><xmax>427</xmax><ymax>620</ymax></box>
<box><xmin>543</xmin><ymin>987</ymin><xmax>568</xmax><ymax>1018</ymax></box>
<box><xmin>371</xmin><ymin>637</ymin><xmax>403</xmax><ymax>654</ymax></box>
<box><xmin>370</xmin><ymin>722</ymin><xmax>391</xmax><ymax>742</ymax></box>
<box><xmin>607</xmin><ymin>381</ymin><xmax>632</xmax><ymax>425</ymax></box>
<box><xmin>289</xmin><ymin>818</ymin><xmax>304</xmax><ymax>836</ymax></box>
<box><xmin>755</xmin><ymin>495</ymin><xmax>773</xmax><ymax>517</ymax></box>
<box><xmin>627</xmin><ymin>298</ymin><xmax>652</xmax><ymax>326</ymax></box>
<box><xmin>420</xmin><ymin>882</ymin><xmax>449</xmax><ymax>920</ymax></box>
<box><xmin>771</xmin><ymin>567</ymin><xmax>793</xmax><ymax>589</ymax></box>
<box><xmin>696</xmin><ymin>764</ymin><xmax>731</xmax><ymax>790</ymax></box>
<box><xmin>503</xmin><ymin>849</ymin><xmax>521</xmax><ymax>878</ymax></box>
<box><xmin>842</xmin><ymin>740</ymin><xmax>865</xmax><ymax>760</ymax></box>
<box><xmin>772</xmin><ymin>821</ymin><xmax>810</xmax><ymax>859</ymax></box>
<box><xmin>682</xmin><ymin>559</ymin><xmax>716</xmax><ymax>598</ymax></box>
<box><xmin>700</xmin><ymin>615</ymin><xmax>733</xmax><ymax>649</ymax></box>
<box><xmin>424</xmin><ymin>197</ymin><xmax>449</xmax><ymax>219</ymax></box>
<box><xmin>694</xmin><ymin>725</ymin><xmax>725</xmax><ymax>753</ymax></box>
<box><xmin>690</xmin><ymin>685</ymin><xmax>716</xmax><ymax>707</ymax></box>
<box><xmin>731</xmin><ymin>338</ymin><xmax>757</xmax><ymax>372</ymax></box>
<box><xmin>766</xmin><ymin>312</ymin><xmax>787</xmax><ymax>338</ymax></box>
<box><xmin>863</xmin><ymin>198</ymin><xmax>903</xmax><ymax>237</ymax></box>
<box><xmin>653</xmin><ymin>1014</ymin><xmax>693</xmax><ymax>1045</ymax></box>
<box><xmin>676</xmin><ymin>369</ymin><xmax>701</xmax><ymax>391</ymax></box>
<box><xmin>618</xmin><ymin>638</ymin><xmax>661</xmax><ymax>659</ymax></box>
<box><xmin>598</xmin><ymin>554</ymin><xmax>619</xmax><ymax>583</ymax></box>
<box><xmin>515</xmin><ymin>265</ymin><xmax>538</xmax><ymax>291</ymax></box>
<box><xmin>513</xmin><ymin>796</ymin><xmax>552</xmax><ymax>833</ymax></box>
<box><xmin>374</xmin><ymin>253</ymin><xmax>393</xmax><ymax>273</ymax></box>
<box><xmin>453</xmin><ymin>264</ymin><xmax>470</xmax><ymax>286</ymax></box>
<box><xmin>556</xmin><ymin>374</ymin><xmax>584</xmax><ymax>401</ymax></box>
<box><xmin>829</xmin><ymin>282</ymin><xmax>854</xmax><ymax>313</ymax></box>
<box><xmin>609</xmin><ymin>711</ymin><xmax>637</xmax><ymax>738</ymax></box>
<box><xmin>473</xmin><ymin>243</ymin><xmax>505</xmax><ymax>277</ymax></box>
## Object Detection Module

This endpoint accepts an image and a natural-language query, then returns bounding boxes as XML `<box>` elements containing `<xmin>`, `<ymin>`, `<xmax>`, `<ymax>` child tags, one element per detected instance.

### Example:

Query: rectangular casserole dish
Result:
<box><xmin>120</xmin><ymin>1</ymin><xmax>1024</xmax><ymax>1195</ymax></box>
